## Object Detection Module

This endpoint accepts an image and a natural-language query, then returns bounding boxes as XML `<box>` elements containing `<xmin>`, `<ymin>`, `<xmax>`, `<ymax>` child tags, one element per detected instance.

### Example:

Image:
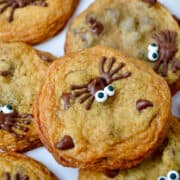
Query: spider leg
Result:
<box><xmin>71</xmin><ymin>84</ymin><xmax>88</xmax><ymax>90</ymax></box>
<box><xmin>171</xmin><ymin>58</ymin><xmax>180</xmax><ymax>73</ymax></box>
<box><xmin>110</xmin><ymin>62</ymin><xmax>125</xmax><ymax>77</ymax></box>
<box><xmin>164</xmin><ymin>30</ymin><xmax>171</xmax><ymax>42</ymax></box>
<box><xmin>110</xmin><ymin>72</ymin><xmax>131</xmax><ymax>83</ymax></box>
<box><xmin>100</xmin><ymin>56</ymin><xmax>107</xmax><ymax>74</ymax></box>
<box><xmin>107</xmin><ymin>57</ymin><xmax>116</xmax><ymax>73</ymax></box>
<box><xmin>8</xmin><ymin>3</ymin><xmax>18</xmax><ymax>22</ymax></box>
<box><xmin>79</xmin><ymin>94</ymin><xmax>92</xmax><ymax>104</ymax></box>
<box><xmin>0</xmin><ymin>1</ymin><xmax>6</xmax><ymax>4</ymax></box>
<box><xmin>14</xmin><ymin>123</ymin><xmax>28</xmax><ymax>132</ymax></box>
<box><xmin>161</xmin><ymin>60</ymin><xmax>168</xmax><ymax>76</ymax></box>
<box><xmin>86</xmin><ymin>96</ymin><xmax>95</xmax><ymax>110</ymax></box>
<box><xmin>0</xmin><ymin>2</ymin><xmax>11</xmax><ymax>14</ymax></box>
<box><xmin>170</xmin><ymin>31</ymin><xmax>177</xmax><ymax>44</ymax></box>
<box><xmin>74</xmin><ymin>89</ymin><xmax>89</xmax><ymax>98</ymax></box>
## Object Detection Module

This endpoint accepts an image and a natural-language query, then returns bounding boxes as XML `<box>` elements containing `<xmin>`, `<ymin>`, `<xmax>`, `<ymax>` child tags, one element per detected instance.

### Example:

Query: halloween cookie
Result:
<box><xmin>79</xmin><ymin>117</ymin><xmax>180</xmax><ymax>180</ymax></box>
<box><xmin>65</xmin><ymin>0</ymin><xmax>180</xmax><ymax>94</ymax></box>
<box><xmin>34</xmin><ymin>46</ymin><xmax>171</xmax><ymax>171</ymax></box>
<box><xmin>0</xmin><ymin>0</ymin><xmax>79</xmax><ymax>44</ymax></box>
<box><xmin>0</xmin><ymin>152</ymin><xmax>58</xmax><ymax>179</ymax></box>
<box><xmin>0</xmin><ymin>42</ymin><xmax>55</xmax><ymax>152</ymax></box>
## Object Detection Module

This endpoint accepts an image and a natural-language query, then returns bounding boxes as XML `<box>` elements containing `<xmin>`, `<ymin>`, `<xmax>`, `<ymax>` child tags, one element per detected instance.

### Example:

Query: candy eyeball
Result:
<box><xmin>148</xmin><ymin>43</ymin><xmax>159</xmax><ymax>52</ymax></box>
<box><xmin>167</xmin><ymin>170</ymin><xmax>179</xmax><ymax>180</ymax></box>
<box><xmin>158</xmin><ymin>176</ymin><xmax>168</xmax><ymax>180</ymax></box>
<box><xmin>95</xmin><ymin>90</ymin><xmax>108</xmax><ymax>103</ymax></box>
<box><xmin>2</xmin><ymin>104</ymin><xmax>14</xmax><ymax>114</ymax></box>
<box><xmin>0</xmin><ymin>105</ymin><xmax>3</xmax><ymax>113</ymax></box>
<box><xmin>104</xmin><ymin>85</ymin><xmax>115</xmax><ymax>96</ymax></box>
<box><xmin>148</xmin><ymin>51</ymin><xmax>159</xmax><ymax>62</ymax></box>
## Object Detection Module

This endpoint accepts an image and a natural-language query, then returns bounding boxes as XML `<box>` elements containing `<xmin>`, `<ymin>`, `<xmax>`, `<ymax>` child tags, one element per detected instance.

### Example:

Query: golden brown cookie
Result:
<box><xmin>0</xmin><ymin>152</ymin><xmax>58</xmax><ymax>179</ymax></box>
<box><xmin>34</xmin><ymin>46</ymin><xmax>171</xmax><ymax>171</ymax></box>
<box><xmin>65</xmin><ymin>0</ymin><xmax>180</xmax><ymax>94</ymax></box>
<box><xmin>79</xmin><ymin>117</ymin><xmax>180</xmax><ymax>180</ymax></box>
<box><xmin>0</xmin><ymin>42</ymin><xmax>55</xmax><ymax>152</ymax></box>
<box><xmin>0</xmin><ymin>0</ymin><xmax>79</xmax><ymax>44</ymax></box>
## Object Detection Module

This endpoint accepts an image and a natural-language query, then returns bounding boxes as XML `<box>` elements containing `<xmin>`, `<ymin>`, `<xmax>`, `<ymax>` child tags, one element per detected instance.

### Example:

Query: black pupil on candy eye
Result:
<box><xmin>151</xmin><ymin>43</ymin><xmax>157</xmax><ymax>47</ymax></box>
<box><xmin>6</xmin><ymin>105</ymin><xmax>12</xmax><ymax>110</ymax></box>
<box><xmin>98</xmin><ymin>92</ymin><xmax>104</xmax><ymax>98</ymax></box>
<box><xmin>160</xmin><ymin>178</ymin><xmax>166</xmax><ymax>180</ymax></box>
<box><xmin>152</xmin><ymin>53</ymin><xmax>158</xmax><ymax>59</ymax></box>
<box><xmin>108</xmin><ymin>86</ymin><xmax>113</xmax><ymax>91</ymax></box>
<box><xmin>170</xmin><ymin>173</ymin><xmax>176</xmax><ymax>179</ymax></box>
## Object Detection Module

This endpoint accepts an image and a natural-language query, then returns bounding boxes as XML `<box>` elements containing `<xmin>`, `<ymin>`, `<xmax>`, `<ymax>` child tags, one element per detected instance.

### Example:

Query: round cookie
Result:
<box><xmin>0</xmin><ymin>42</ymin><xmax>55</xmax><ymax>152</ymax></box>
<box><xmin>34</xmin><ymin>46</ymin><xmax>171</xmax><ymax>171</ymax></box>
<box><xmin>0</xmin><ymin>0</ymin><xmax>79</xmax><ymax>44</ymax></box>
<box><xmin>79</xmin><ymin>117</ymin><xmax>180</xmax><ymax>180</ymax></box>
<box><xmin>0</xmin><ymin>152</ymin><xmax>58</xmax><ymax>179</ymax></box>
<box><xmin>65</xmin><ymin>0</ymin><xmax>180</xmax><ymax>94</ymax></box>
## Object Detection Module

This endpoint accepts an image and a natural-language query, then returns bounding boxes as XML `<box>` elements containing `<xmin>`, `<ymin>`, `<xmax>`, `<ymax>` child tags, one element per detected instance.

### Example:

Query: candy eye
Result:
<box><xmin>2</xmin><ymin>104</ymin><xmax>14</xmax><ymax>114</ymax></box>
<box><xmin>95</xmin><ymin>90</ymin><xmax>108</xmax><ymax>103</ymax></box>
<box><xmin>148</xmin><ymin>51</ymin><xmax>159</xmax><ymax>62</ymax></box>
<box><xmin>104</xmin><ymin>85</ymin><xmax>115</xmax><ymax>96</ymax></box>
<box><xmin>148</xmin><ymin>43</ymin><xmax>159</xmax><ymax>52</ymax></box>
<box><xmin>158</xmin><ymin>176</ymin><xmax>168</xmax><ymax>180</ymax></box>
<box><xmin>167</xmin><ymin>170</ymin><xmax>179</xmax><ymax>180</ymax></box>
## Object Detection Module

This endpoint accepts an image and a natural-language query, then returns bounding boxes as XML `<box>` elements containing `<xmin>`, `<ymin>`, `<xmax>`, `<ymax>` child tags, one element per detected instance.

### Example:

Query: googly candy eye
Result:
<box><xmin>2</xmin><ymin>104</ymin><xmax>14</xmax><ymax>114</ymax></box>
<box><xmin>167</xmin><ymin>170</ymin><xmax>179</xmax><ymax>180</ymax></box>
<box><xmin>148</xmin><ymin>51</ymin><xmax>159</xmax><ymax>62</ymax></box>
<box><xmin>95</xmin><ymin>90</ymin><xmax>108</xmax><ymax>103</ymax></box>
<box><xmin>148</xmin><ymin>43</ymin><xmax>159</xmax><ymax>52</ymax></box>
<box><xmin>0</xmin><ymin>105</ymin><xmax>3</xmax><ymax>113</ymax></box>
<box><xmin>158</xmin><ymin>176</ymin><xmax>168</xmax><ymax>180</ymax></box>
<box><xmin>104</xmin><ymin>85</ymin><xmax>115</xmax><ymax>96</ymax></box>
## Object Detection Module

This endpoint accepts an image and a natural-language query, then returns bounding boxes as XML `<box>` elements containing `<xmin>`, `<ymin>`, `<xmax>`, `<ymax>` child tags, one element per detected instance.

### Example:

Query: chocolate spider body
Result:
<box><xmin>152</xmin><ymin>30</ymin><xmax>180</xmax><ymax>76</ymax></box>
<box><xmin>0</xmin><ymin>112</ymin><xmax>32</xmax><ymax>138</ymax></box>
<box><xmin>70</xmin><ymin>57</ymin><xmax>131</xmax><ymax>110</ymax></box>
<box><xmin>0</xmin><ymin>0</ymin><xmax>47</xmax><ymax>22</ymax></box>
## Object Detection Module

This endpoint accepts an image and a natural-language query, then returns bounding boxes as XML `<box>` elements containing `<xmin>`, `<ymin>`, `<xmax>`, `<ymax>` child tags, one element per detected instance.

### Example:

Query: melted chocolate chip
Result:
<box><xmin>104</xmin><ymin>169</ymin><xmax>119</xmax><ymax>178</ymax></box>
<box><xmin>56</xmin><ymin>135</ymin><xmax>75</xmax><ymax>150</ymax></box>
<box><xmin>142</xmin><ymin>0</ymin><xmax>157</xmax><ymax>5</ymax></box>
<box><xmin>0</xmin><ymin>70</ymin><xmax>11</xmax><ymax>77</ymax></box>
<box><xmin>86</xmin><ymin>16</ymin><xmax>104</xmax><ymax>36</ymax></box>
<box><xmin>136</xmin><ymin>99</ymin><xmax>153</xmax><ymax>111</ymax></box>
<box><xmin>62</xmin><ymin>93</ymin><xmax>72</xmax><ymax>110</ymax></box>
<box><xmin>0</xmin><ymin>112</ymin><xmax>32</xmax><ymax>138</ymax></box>
<box><xmin>0</xmin><ymin>0</ymin><xmax>48</xmax><ymax>22</ymax></box>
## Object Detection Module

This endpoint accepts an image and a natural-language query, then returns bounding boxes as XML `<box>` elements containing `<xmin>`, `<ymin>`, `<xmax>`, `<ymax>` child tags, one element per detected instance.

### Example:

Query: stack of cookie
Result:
<box><xmin>0</xmin><ymin>0</ymin><xmax>179</xmax><ymax>180</ymax></box>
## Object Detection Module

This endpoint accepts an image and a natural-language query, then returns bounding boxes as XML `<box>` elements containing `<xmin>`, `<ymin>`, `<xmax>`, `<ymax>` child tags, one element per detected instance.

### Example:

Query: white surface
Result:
<box><xmin>26</xmin><ymin>1</ymin><xmax>180</xmax><ymax>180</ymax></box>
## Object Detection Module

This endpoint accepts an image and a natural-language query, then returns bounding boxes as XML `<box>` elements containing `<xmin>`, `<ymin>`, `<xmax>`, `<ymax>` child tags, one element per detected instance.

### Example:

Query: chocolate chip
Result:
<box><xmin>104</xmin><ymin>169</ymin><xmax>119</xmax><ymax>178</ymax></box>
<box><xmin>0</xmin><ymin>70</ymin><xmax>11</xmax><ymax>76</ymax></box>
<box><xmin>56</xmin><ymin>135</ymin><xmax>75</xmax><ymax>150</ymax></box>
<box><xmin>136</xmin><ymin>99</ymin><xmax>153</xmax><ymax>111</ymax></box>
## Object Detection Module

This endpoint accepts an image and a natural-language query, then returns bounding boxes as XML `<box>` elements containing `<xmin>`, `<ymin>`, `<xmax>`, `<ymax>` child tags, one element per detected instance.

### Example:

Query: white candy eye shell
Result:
<box><xmin>95</xmin><ymin>90</ymin><xmax>108</xmax><ymax>103</ymax></box>
<box><xmin>148</xmin><ymin>43</ymin><xmax>159</xmax><ymax>52</ymax></box>
<box><xmin>158</xmin><ymin>176</ymin><xmax>168</xmax><ymax>180</ymax></box>
<box><xmin>2</xmin><ymin>104</ymin><xmax>14</xmax><ymax>114</ymax></box>
<box><xmin>167</xmin><ymin>170</ymin><xmax>179</xmax><ymax>180</ymax></box>
<box><xmin>0</xmin><ymin>105</ymin><xmax>3</xmax><ymax>113</ymax></box>
<box><xmin>148</xmin><ymin>51</ymin><xmax>159</xmax><ymax>62</ymax></box>
<box><xmin>104</xmin><ymin>85</ymin><xmax>115</xmax><ymax>96</ymax></box>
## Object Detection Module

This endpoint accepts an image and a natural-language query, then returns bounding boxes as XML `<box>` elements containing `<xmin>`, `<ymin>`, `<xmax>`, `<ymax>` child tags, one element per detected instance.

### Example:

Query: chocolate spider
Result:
<box><xmin>0</xmin><ymin>104</ymin><xmax>33</xmax><ymax>138</ymax></box>
<box><xmin>147</xmin><ymin>30</ymin><xmax>180</xmax><ymax>76</ymax></box>
<box><xmin>66</xmin><ymin>57</ymin><xmax>131</xmax><ymax>110</ymax></box>
<box><xmin>0</xmin><ymin>0</ymin><xmax>47</xmax><ymax>22</ymax></box>
<box><xmin>4</xmin><ymin>172</ymin><xmax>29</xmax><ymax>180</ymax></box>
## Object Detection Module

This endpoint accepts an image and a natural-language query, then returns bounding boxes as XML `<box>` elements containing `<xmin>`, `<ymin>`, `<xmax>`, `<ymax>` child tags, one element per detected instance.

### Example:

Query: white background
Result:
<box><xmin>26</xmin><ymin>1</ymin><xmax>180</xmax><ymax>180</ymax></box>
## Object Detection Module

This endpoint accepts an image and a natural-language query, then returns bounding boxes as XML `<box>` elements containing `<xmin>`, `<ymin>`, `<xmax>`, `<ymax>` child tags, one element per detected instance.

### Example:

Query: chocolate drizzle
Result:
<box><xmin>0</xmin><ymin>0</ymin><xmax>48</xmax><ymax>22</ymax></box>
<box><xmin>86</xmin><ymin>16</ymin><xmax>104</xmax><ymax>36</ymax></box>
<box><xmin>63</xmin><ymin>57</ymin><xmax>131</xmax><ymax>110</ymax></box>
<box><xmin>56</xmin><ymin>135</ymin><xmax>75</xmax><ymax>150</ymax></box>
<box><xmin>104</xmin><ymin>169</ymin><xmax>119</xmax><ymax>178</ymax></box>
<box><xmin>152</xmin><ymin>30</ymin><xmax>180</xmax><ymax>76</ymax></box>
<box><xmin>142</xmin><ymin>0</ymin><xmax>157</xmax><ymax>5</ymax></box>
<box><xmin>0</xmin><ymin>112</ymin><xmax>33</xmax><ymax>138</ymax></box>
<box><xmin>136</xmin><ymin>99</ymin><xmax>153</xmax><ymax>111</ymax></box>
<box><xmin>3</xmin><ymin>172</ymin><xmax>29</xmax><ymax>180</ymax></box>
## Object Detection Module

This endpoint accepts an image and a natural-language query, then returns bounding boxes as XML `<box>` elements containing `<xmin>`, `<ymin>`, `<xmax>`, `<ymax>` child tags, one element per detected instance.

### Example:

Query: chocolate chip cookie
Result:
<box><xmin>0</xmin><ymin>0</ymin><xmax>79</xmax><ymax>44</ymax></box>
<box><xmin>65</xmin><ymin>0</ymin><xmax>180</xmax><ymax>94</ymax></box>
<box><xmin>79</xmin><ymin>117</ymin><xmax>180</xmax><ymax>180</ymax></box>
<box><xmin>0</xmin><ymin>42</ymin><xmax>55</xmax><ymax>152</ymax></box>
<box><xmin>0</xmin><ymin>152</ymin><xmax>58</xmax><ymax>179</ymax></box>
<box><xmin>34</xmin><ymin>46</ymin><xmax>171</xmax><ymax>171</ymax></box>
